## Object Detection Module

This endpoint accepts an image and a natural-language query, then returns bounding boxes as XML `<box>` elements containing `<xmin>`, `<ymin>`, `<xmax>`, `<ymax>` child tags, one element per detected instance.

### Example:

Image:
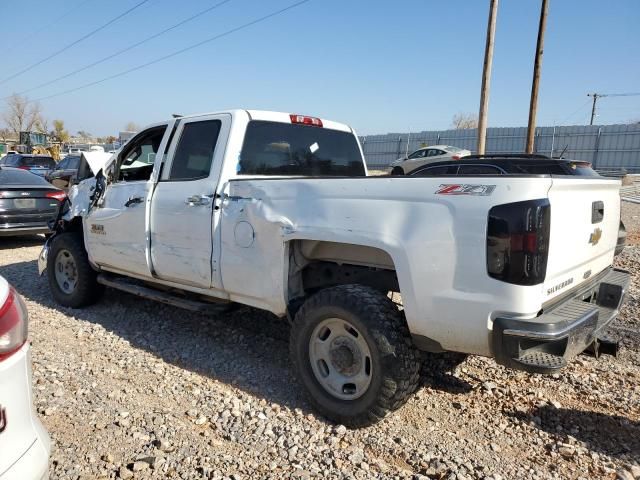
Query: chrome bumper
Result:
<box><xmin>38</xmin><ymin>240</ymin><xmax>50</xmax><ymax>276</ymax></box>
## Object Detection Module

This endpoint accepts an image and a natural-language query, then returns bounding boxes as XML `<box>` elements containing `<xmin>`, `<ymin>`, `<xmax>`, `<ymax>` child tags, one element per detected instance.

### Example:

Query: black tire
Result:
<box><xmin>290</xmin><ymin>284</ymin><xmax>420</xmax><ymax>427</ymax></box>
<box><xmin>47</xmin><ymin>232</ymin><xmax>103</xmax><ymax>308</ymax></box>
<box><xmin>390</xmin><ymin>166</ymin><xmax>404</xmax><ymax>176</ymax></box>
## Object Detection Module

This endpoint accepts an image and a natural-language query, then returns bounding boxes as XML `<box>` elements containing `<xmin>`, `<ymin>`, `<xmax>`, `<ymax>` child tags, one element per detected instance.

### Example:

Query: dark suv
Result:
<box><xmin>0</xmin><ymin>154</ymin><xmax>57</xmax><ymax>177</ymax></box>
<box><xmin>46</xmin><ymin>155</ymin><xmax>81</xmax><ymax>191</ymax></box>
<box><xmin>405</xmin><ymin>154</ymin><xmax>599</xmax><ymax>177</ymax></box>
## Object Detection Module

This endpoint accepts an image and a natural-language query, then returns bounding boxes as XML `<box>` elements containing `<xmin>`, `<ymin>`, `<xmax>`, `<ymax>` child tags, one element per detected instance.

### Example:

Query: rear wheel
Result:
<box><xmin>47</xmin><ymin>232</ymin><xmax>103</xmax><ymax>308</ymax></box>
<box><xmin>390</xmin><ymin>167</ymin><xmax>404</xmax><ymax>176</ymax></box>
<box><xmin>290</xmin><ymin>284</ymin><xmax>420</xmax><ymax>427</ymax></box>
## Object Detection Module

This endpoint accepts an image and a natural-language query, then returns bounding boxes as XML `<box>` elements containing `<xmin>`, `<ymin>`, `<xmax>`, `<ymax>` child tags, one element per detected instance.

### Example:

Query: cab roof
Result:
<box><xmin>169</xmin><ymin>109</ymin><xmax>353</xmax><ymax>133</ymax></box>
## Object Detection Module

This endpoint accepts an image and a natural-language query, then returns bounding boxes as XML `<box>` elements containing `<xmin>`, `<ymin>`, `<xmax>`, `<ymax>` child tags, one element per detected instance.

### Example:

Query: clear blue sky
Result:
<box><xmin>1</xmin><ymin>0</ymin><xmax>639</xmax><ymax>136</ymax></box>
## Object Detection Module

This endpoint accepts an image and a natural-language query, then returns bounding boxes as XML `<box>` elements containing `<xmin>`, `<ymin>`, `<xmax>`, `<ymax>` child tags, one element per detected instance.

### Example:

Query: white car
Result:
<box><xmin>0</xmin><ymin>276</ymin><xmax>50</xmax><ymax>479</ymax></box>
<box><xmin>39</xmin><ymin>109</ymin><xmax>629</xmax><ymax>427</ymax></box>
<box><xmin>390</xmin><ymin>145</ymin><xmax>471</xmax><ymax>174</ymax></box>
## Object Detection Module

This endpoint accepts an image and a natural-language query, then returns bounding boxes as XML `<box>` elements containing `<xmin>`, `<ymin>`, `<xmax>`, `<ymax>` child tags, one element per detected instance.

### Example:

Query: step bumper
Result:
<box><xmin>492</xmin><ymin>267</ymin><xmax>631</xmax><ymax>374</ymax></box>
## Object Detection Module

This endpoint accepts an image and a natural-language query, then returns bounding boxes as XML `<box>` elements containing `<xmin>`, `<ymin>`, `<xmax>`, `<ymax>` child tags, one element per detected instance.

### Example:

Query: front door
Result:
<box><xmin>85</xmin><ymin>124</ymin><xmax>168</xmax><ymax>277</ymax></box>
<box><xmin>149</xmin><ymin>114</ymin><xmax>230</xmax><ymax>290</ymax></box>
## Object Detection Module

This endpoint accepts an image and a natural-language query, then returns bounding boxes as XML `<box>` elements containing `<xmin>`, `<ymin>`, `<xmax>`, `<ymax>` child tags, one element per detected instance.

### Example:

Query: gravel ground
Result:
<box><xmin>1</xmin><ymin>205</ymin><xmax>639</xmax><ymax>480</ymax></box>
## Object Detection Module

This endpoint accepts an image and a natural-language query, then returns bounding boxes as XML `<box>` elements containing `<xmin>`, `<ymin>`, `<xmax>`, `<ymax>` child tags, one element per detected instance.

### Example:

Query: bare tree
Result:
<box><xmin>0</xmin><ymin>128</ymin><xmax>11</xmax><ymax>142</ymax></box>
<box><xmin>35</xmin><ymin>116</ymin><xmax>49</xmax><ymax>134</ymax></box>
<box><xmin>3</xmin><ymin>94</ymin><xmax>43</xmax><ymax>136</ymax></box>
<box><xmin>451</xmin><ymin>112</ymin><xmax>479</xmax><ymax>130</ymax></box>
<box><xmin>124</xmin><ymin>121</ymin><xmax>140</xmax><ymax>132</ymax></box>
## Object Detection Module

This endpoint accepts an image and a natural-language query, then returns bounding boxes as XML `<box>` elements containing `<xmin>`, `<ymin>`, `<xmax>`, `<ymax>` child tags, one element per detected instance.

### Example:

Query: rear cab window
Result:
<box><xmin>238</xmin><ymin>121</ymin><xmax>365</xmax><ymax>176</ymax></box>
<box><xmin>23</xmin><ymin>156</ymin><xmax>56</xmax><ymax>168</ymax></box>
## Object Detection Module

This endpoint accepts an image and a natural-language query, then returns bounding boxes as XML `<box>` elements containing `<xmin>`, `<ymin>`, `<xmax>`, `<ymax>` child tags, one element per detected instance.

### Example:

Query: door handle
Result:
<box><xmin>185</xmin><ymin>194</ymin><xmax>213</xmax><ymax>206</ymax></box>
<box><xmin>125</xmin><ymin>196</ymin><xmax>143</xmax><ymax>207</ymax></box>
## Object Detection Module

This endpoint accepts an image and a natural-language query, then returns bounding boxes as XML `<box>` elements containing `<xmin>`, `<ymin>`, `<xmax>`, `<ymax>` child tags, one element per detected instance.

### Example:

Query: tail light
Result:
<box><xmin>451</xmin><ymin>155</ymin><xmax>461</xmax><ymax>160</ymax></box>
<box><xmin>18</xmin><ymin>166</ymin><xmax>30</xmax><ymax>170</ymax></box>
<box><xmin>45</xmin><ymin>190</ymin><xmax>67</xmax><ymax>201</ymax></box>
<box><xmin>487</xmin><ymin>199</ymin><xmax>550</xmax><ymax>285</ymax></box>
<box><xmin>0</xmin><ymin>287</ymin><xmax>28</xmax><ymax>361</ymax></box>
<box><xmin>289</xmin><ymin>114</ymin><xmax>323</xmax><ymax>127</ymax></box>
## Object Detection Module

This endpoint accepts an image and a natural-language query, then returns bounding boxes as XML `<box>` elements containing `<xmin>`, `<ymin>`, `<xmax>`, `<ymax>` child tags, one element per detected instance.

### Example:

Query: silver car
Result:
<box><xmin>389</xmin><ymin>145</ymin><xmax>471</xmax><ymax>175</ymax></box>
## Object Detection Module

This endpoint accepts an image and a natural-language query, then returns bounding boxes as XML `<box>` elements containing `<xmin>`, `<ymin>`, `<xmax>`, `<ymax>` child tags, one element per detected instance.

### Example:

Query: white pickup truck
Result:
<box><xmin>39</xmin><ymin>109</ymin><xmax>629</xmax><ymax>427</ymax></box>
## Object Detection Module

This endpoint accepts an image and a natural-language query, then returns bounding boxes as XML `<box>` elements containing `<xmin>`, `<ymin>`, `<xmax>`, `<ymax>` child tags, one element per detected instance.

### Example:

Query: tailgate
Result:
<box><xmin>544</xmin><ymin>177</ymin><xmax>621</xmax><ymax>303</ymax></box>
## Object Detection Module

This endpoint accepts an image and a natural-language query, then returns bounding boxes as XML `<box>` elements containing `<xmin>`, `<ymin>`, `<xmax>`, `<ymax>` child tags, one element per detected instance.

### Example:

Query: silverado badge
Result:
<box><xmin>589</xmin><ymin>227</ymin><xmax>602</xmax><ymax>246</ymax></box>
<box><xmin>90</xmin><ymin>224</ymin><xmax>106</xmax><ymax>235</ymax></box>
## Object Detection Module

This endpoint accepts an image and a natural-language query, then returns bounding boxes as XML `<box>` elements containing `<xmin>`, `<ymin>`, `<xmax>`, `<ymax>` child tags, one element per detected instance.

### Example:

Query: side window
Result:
<box><xmin>414</xmin><ymin>165</ymin><xmax>457</xmax><ymax>176</ymax></box>
<box><xmin>117</xmin><ymin>126</ymin><xmax>167</xmax><ymax>182</ymax></box>
<box><xmin>67</xmin><ymin>156</ymin><xmax>80</xmax><ymax>169</ymax></box>
<box><xmin>458</xmin><ymin>165</ymin><xmax>502</xmax><ymax>175</ymax></box>
<box><xmin>168</xmin><ymin>120</ymin><xmax>221</xmax><ymax>181</ymax></box>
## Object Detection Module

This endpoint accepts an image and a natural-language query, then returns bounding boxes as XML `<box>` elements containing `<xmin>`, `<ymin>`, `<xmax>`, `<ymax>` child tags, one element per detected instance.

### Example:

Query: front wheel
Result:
<box><xmin>390</xmin><ymin>166</ymin><xmax>405</xmax><ymax>175</ymax></box>
<box><xmin>47</xmin><ymin>232</ymin><xmax>103</xmax><ymax>308</ymax></box>
<box><xmin>290</xmin><ymin>285</ymin><xmax>420</xmax><ymax>427</ymax></box>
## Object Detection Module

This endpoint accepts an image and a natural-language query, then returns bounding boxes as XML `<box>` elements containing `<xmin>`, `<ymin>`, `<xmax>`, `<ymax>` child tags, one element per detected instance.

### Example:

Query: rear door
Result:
<box><xmin>149</xmin><ymin>114</ymin><xmax>231</xmax><ymax>290</ymax></box>
<box><xmin>543</xmin><ymin>177</ymin><xmax>622</xmax><ymax>303</ymax></box>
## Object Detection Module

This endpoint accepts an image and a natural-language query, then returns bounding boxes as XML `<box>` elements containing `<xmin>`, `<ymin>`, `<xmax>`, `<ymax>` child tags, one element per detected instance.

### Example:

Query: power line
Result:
<box><xmin>0</xmin><ymin>0</ymin><xmax>151</xmax><ymax>86</ymax></box>
<box><xmin>557</xmin><ymin>98</ymin><xmax>591</xmax><ymax>125</ymax></box>
<box><xmin>33</xmin><ymin>0</ymin><xmax>311</xmax><ymax>103</ymax></box>
<box><xmin>8</xmin><ymin>0</ymin><xmax>235</xmax><ymax>99</ymax></box>
<box><xmin>5</xmin><ymin>0</ymin><xmax>95</xmax><ymax>50</ymax></box>
<box><xmin>588</xmin><ymin>92</ymin><xmax>640</xmax><ymax>125</ymax></box>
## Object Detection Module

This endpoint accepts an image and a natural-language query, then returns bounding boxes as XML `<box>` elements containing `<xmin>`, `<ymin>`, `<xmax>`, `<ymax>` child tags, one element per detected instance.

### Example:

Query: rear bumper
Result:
<box><xmin>0</xmin><ymin>437</ymin><xmax>50</xmax><ymax>480</ymax></box>
<box><xmin>492</xmin><ymin>267</ymin><xmax>630</xmax><ymax>373</ymax></box>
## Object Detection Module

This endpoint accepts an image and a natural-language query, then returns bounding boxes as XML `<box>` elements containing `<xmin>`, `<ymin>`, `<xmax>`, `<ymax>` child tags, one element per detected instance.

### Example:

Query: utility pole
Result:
<box><xmin>477</xmin><ymin>0</ymin><xmax>499</xmax><ymax>155</ymax></box>
<box><xmin>588</xmin><ymin>92</ymin><xmax>640</xmax><ymax>125</ymax></box>
<box><xmin>525</xmin><ymin>0</ymin><xmax>549</xmax><ymax>153</ymax></box>
<box><xmin>588</xmin><ymin>93</ymin><xmax>600</xmax><ymax>125</ymax></box>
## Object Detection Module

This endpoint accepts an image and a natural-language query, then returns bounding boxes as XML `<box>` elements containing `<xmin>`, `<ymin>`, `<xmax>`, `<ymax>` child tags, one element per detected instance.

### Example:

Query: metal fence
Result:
<box><xmin>360</xmin><ymin>123</ymin><xmax>640</xmax><ymax>173</ymax></box>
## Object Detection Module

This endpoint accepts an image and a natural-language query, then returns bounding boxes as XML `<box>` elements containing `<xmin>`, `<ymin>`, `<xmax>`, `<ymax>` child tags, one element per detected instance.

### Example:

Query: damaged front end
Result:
<box><xmin>38</xmin><ymin>151</ymin><xmax>111</xmax><ymax>276</ymax></box>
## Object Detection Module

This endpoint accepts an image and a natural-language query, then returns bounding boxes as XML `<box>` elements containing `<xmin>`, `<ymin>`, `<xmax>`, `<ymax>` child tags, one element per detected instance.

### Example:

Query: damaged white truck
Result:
<box><xmin>39</xmin><ymin>109</ymin><xmax>629</xmax><ymax>426</ymax></box>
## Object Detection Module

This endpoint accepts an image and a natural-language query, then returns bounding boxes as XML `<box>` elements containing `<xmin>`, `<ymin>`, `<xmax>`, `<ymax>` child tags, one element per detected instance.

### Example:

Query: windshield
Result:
<box><xmin>239</xmin><ymin>121</ymin><xmax>365</xmax><ymax>176</ymax></box>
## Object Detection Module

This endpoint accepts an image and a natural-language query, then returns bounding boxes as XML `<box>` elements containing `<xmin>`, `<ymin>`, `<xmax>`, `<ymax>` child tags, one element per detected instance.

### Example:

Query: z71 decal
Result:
<box><xmin>435</xmin><ymin>184</ymin><xmax>496</xmax><ymax>196</ymax></box>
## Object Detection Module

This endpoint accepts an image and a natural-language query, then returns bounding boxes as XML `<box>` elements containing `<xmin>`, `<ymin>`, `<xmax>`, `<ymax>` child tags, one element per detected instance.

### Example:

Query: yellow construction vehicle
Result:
<box><xmin>18</xmin><ymin>131</ymin><xmax>61</xmax><ymax>161</ymax></box>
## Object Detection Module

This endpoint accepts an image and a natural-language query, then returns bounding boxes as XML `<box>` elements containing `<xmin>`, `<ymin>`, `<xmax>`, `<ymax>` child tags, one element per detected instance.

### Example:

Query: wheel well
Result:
<box><xmin>287</xmin><ymin>240</ymin><xmax>400</xmax><ymax>315</ymax></box>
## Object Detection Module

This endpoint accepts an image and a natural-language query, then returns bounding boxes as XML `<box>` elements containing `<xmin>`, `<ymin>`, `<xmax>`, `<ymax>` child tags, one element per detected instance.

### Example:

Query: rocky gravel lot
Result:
<box><xmin>0</xmin><ymin>204</ymin><xmax>639</xmax><ymax>480</ymax></box>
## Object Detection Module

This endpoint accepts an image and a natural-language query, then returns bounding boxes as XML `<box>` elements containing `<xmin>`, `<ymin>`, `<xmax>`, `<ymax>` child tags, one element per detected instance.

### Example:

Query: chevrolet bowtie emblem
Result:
<box><xmin>589</xmin><ymin>228</ymin><xmax>602</xmax><ymax>246</ymax></box>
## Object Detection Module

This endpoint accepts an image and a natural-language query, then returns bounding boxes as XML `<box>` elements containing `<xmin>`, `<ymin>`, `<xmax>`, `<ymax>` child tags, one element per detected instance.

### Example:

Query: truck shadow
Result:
<box><xmin>508</xmin><ymin>405</ymin><xmax>640</xmax><ymax>461</ymax></box>
<box><xmin>0</xmin><ymin>235</ymin><xmax>45</xmax><ymax>250</ymax></box>
<box><xmin>1</xmin><ymin>259</ymin><xmax>473</xmax><ymax>422</ymax></box>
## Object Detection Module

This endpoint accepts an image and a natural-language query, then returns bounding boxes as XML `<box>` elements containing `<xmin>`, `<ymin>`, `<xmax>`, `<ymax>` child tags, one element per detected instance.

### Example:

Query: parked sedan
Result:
<box><xmin>0</xmin><ymin>276</ymin><xmax>51</xmax><ymax>479</ymax></box>
<box><xmin>46</xmin><ymin>155</ymin><xmax>81</xmax><ymax>191</ymax></box>
<box><xmin>0</xmin><ymin>167</ymin><xmax>66</xmax><ymax>237</ymax></box>
<box><xmin>389</xmin><ymin>145</ymin><xmax>470</xmax><ymax>175</ymax></box>
<box><xmin>0</xmin><ymin>154</ymin><xmax>56</xmax><ymax>178</ymax></box>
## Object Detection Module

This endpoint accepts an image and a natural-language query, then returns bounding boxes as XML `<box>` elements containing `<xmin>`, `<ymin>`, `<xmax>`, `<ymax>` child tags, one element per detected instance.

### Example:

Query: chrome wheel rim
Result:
<box><xmin>54</xmin><ymin>249</ymin><xmax>77</xmax><ymax>294</ymax></box>
<box><xmin>309</xmin><ymin>318</ymin><xmax>372</xmax><ymax>400</ymax></box>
